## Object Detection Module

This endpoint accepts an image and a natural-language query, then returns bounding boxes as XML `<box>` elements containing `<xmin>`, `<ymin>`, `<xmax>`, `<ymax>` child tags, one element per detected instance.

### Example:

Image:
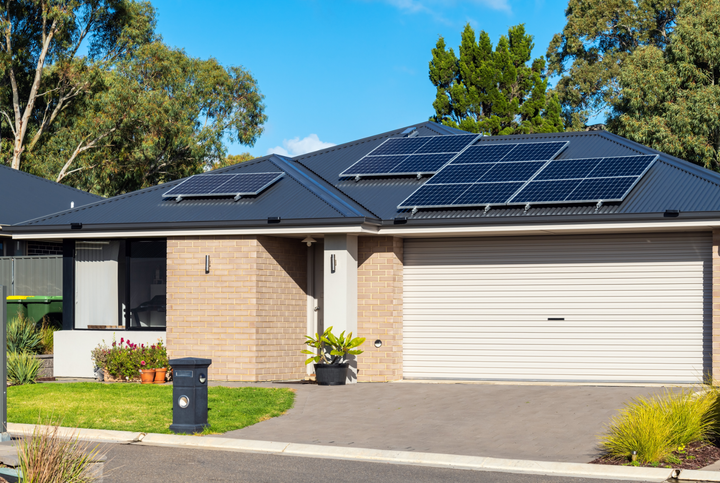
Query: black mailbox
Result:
<box><xmin>169</xmin><ymin>357</ymin><xmax>211</xmax><ymax>434</ymax></box>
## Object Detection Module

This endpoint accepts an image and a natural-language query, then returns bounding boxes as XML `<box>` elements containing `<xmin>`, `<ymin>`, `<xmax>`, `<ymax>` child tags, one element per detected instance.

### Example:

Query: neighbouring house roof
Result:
<box><xmin>8</xmin><ymin>121</ymin><xmax>720</xmax><ymax>236</ymax></box>
<box><xmin>0</xmin><ymin>165</ymin><xmax>103</xmax><ymax>226</ymax></box>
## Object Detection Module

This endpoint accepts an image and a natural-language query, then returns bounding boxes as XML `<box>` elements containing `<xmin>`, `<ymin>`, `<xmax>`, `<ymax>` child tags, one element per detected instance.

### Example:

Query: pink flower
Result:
<box><xmin>120</xmin><ymin>338</ymin><xmax>124</xmax><ymax>344</ymax></box>
<box><xmin>141</xmin><ymin>360</ymin><xmax>146</xmax><ymax>366</ymax></box>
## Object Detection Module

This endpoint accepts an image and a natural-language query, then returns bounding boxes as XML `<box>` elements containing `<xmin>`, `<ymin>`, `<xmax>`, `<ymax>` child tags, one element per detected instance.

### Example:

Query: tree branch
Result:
<box><xmin>56</xmin><ymin>128</ymin><xmax>116</xmax><ymax>182</ymax></box>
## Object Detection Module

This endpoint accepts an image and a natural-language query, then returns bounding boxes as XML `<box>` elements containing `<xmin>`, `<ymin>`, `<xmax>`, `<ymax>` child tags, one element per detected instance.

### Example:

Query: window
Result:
<box><xmin>126</xmin><ymin>240</ymin><xmax>166</xmax><ymax>329</ymax></box>
<box><xmin>73</xmin><ymin>239</ymin><xmax>166</xmax><ymax>330</ymax></box>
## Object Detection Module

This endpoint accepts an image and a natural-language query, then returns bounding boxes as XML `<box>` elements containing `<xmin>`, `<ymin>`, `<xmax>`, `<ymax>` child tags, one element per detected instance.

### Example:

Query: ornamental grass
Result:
<box><xmin>599</xmin><ymin>388</ymin><xmax>718</xmax><ymax>464</ymax></box>
<box><xmin>17</xmin><ymin>423</ymin><xmax>106</xmax><ymax>483</ymax></box>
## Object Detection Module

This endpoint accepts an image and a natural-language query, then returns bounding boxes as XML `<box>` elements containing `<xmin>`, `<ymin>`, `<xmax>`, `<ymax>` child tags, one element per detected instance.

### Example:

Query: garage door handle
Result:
<box><xmin>548</xmin><ymin>317</ymin><xmax>565</xmax><ymax>321</ymax></box>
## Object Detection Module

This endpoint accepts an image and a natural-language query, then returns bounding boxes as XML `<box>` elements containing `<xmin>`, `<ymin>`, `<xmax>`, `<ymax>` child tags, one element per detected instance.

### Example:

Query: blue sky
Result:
<box><xmin>149</xmin><ymin>0</ymin><xmax>570</xmax><ymax>158</ymax></box>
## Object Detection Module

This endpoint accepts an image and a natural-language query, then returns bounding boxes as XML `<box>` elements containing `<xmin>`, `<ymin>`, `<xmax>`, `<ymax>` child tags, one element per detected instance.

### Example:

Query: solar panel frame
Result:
<box><xmin>340</xmin><ymin>133</ymin><xmax>481</xmax><ymax>178</ymax></box>
<box><xmin>162</xmin><ymin>172</ymin><xmax>284</xmax><ymax>198</ymax></box>
<box><xmin>397</xmin><ymin>141</ymin><xmax>569</xmax><ymax>209</ymax></box>
<box><xmin>398</xmin><ymin>151</ymin><xmax>657</xmax><ymax>210</ymax></box>
<box><xmin>506</xmin><ymin>154</ymin><xmax>658</xmax><ymax>205</ymax></box>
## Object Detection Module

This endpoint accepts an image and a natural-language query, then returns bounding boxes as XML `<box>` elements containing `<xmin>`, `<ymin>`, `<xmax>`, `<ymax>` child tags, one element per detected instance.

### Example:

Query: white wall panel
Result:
<box><xmin>403</xmin><ymin>232</ymin><xmax>711</xmax><ymax>383</ymax></box>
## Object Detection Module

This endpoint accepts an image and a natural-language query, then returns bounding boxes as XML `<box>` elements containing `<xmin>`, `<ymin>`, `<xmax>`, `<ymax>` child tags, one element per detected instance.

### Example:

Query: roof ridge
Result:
<box><xmin>268</xmin><ymin>155</ymin><xmax>373</xmax><ymax>219</ymax></box>
<box><xmin>291</xmin><ymin>156</ymin><xmax>381</xmax><ymax>220</ymax></box>
<box><xmin>294</xmin><ymin>121</ymin><xmax>445</xmax><ymax>162</ymax></box>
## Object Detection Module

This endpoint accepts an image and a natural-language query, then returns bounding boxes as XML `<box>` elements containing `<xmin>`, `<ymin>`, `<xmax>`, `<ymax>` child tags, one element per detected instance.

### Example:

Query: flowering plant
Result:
<box><xmin>91</xmin><ymin>337</ymin><xmax>168</xmax><ymax>381</ymax></box>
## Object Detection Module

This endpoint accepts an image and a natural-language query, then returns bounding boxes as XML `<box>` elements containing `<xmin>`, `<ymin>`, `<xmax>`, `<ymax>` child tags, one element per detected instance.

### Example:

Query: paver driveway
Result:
<box><xmin>214</xmin><ymin>382</ymin><xmax>668</xmax><ymax>463</ymax></box>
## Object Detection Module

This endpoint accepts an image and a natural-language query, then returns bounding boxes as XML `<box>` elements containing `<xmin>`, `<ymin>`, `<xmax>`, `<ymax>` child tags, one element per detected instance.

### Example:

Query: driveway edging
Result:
<box><xmin>9</xmin><ymin>423</ymin><xmax>709</xmax><ymax>482</ymax></box>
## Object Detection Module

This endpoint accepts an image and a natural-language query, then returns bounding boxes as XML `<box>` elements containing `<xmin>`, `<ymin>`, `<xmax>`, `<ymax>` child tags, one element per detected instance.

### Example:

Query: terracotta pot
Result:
<box><xmin>140</xmin><ymin>369</ymin><xmax>156</xmax><ymax>384</ymax></box>
<box><xmin>154</xmin><ymin>368</ymin><xmax>168</xmax><ymax>384</ymax></box>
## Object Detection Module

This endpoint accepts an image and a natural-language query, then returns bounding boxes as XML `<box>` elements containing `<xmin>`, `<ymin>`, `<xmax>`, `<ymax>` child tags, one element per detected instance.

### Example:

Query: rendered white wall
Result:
<box><xmin>55</xmin><ymin>330</ymin><xmax>166</xmax><ymax>378</ymax></box>
<box><xmin>323</xmin><ymin>234</ymin><xmax>358</xmax><ymax>383</ymax></box>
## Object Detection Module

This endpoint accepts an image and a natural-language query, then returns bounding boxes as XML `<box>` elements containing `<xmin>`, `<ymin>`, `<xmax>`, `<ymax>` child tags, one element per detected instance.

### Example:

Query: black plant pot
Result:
<box><xmin>314</xmin><ymin>363</ymin><xmax>349</xmax><ymax>386</ymax></box>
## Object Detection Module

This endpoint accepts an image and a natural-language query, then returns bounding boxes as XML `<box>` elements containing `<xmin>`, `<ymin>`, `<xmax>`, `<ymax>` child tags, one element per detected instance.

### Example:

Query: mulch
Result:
<box><xmin>591</xmin><ymin>440</ymin><xmax>720</xmax><ymax>470</ymax></box>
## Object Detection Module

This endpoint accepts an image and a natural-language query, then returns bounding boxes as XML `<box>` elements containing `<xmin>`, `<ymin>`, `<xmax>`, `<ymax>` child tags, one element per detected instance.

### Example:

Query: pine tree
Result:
<box><xmin>429</xmin><ymin>24</ymin><xmax>564</xmax><ymax>135</ymax></box>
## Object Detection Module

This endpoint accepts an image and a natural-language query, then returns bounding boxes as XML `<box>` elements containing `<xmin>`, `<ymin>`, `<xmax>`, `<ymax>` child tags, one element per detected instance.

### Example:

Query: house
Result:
<box><xmin>0</xmin><ymin>165</ymin><xmax>103</xmax><ymax>298</ymax></box>
<box><xmin>6</xmin><ymin>121</ymin><xmax>720</xmax><ymax>384</ymax></box>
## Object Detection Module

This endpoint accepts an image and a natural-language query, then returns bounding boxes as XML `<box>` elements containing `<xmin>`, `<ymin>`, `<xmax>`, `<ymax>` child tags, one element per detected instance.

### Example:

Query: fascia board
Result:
<box><xmin>378</xmin><ymin>218</ymin><xmax>720</xmax><ymax>237</ymax></box>
<box><xmin>10</xmin><ymin>224</ymin><xmax>380</xmax><ymax>240</ymax></box>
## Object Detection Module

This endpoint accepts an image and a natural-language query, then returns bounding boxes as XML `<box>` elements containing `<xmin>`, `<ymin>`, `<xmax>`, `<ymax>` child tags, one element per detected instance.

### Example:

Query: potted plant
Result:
<box><xmin>152</xmin><ymin>341</ymin><xmax>169</xmax><ymax>384</ymax></box>
<box><xmin>303</xmin><ymin>326</ymin><xmax>365</xmax><ymax>385</ymax></box>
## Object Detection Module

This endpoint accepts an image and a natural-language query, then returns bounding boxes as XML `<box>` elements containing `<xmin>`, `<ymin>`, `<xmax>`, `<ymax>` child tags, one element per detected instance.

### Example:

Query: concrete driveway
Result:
<box><xmin>214</xmin><ymin>381</ymin><xmax>669</xmax><ymax>463</ymax></box>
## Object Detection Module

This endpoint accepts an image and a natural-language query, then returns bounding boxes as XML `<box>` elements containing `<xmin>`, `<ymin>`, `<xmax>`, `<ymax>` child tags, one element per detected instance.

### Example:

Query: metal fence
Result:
<box><xmin>0</xmin><ymin>256</ymin><xmax>62</xmax><ymax>296</ymax></box>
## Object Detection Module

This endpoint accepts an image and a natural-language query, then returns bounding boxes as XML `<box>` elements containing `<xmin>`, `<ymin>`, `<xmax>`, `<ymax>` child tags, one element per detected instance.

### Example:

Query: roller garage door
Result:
<box><xmin>403</xmin><ymin>232</ymin><xmax>711</xmax><ymax>383</ymax></box>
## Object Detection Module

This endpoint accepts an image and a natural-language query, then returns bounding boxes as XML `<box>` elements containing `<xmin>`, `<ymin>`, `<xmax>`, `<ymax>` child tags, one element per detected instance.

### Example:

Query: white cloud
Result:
<box><xmin>266</xmin><ymin>134</ymin><xmax>336</xmax><ymax>157</ymax></box>
<box><xmin>383</xmin><ymin>0</ymin><xmax>511</xmax><ymax>16</ymax></box>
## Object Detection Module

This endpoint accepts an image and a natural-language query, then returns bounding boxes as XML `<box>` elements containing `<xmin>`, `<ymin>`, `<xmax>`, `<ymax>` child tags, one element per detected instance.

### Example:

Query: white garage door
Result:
<box><xmin>403</xmin><ymin>232</ymin><xmax>711</xmax><ymax>383</ymax></box>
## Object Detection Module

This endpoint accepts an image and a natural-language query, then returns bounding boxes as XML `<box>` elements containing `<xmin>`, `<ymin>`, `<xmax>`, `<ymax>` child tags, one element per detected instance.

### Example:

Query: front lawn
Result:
<box><xmin>8</xmin><ymin>383</ymin><xmax>295</xmax><ymax>434</ymax></box>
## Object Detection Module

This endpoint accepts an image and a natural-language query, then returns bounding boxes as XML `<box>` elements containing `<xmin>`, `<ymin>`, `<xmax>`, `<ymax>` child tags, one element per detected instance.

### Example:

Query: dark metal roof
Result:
<box><xmin>296</xmin><ymin>128</ymin><xmax>720</xmax><ymax>221</ymax></box>
<box><xmin>10</xmin><ymin>121</ymin><xmax>720</xmax><ymax>234</ymax></box>
<box><xmin>14</xmin><ymin>156</ymin><xmax>372</xmax><ymax>229</ymax></box>
<box><xmin>0</xmin><ymin>165</ymin><xmax>103</xmax><ymax>226</ymax></box>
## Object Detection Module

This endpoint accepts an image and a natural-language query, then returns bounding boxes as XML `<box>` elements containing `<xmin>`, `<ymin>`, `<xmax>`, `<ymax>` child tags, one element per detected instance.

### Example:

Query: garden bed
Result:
<box><xmin>8</xmin><ymin>383</ymin><xmax>295</xmax><ymax>434</ymax></box>
<box><xmin>591</xmin><ymin>440</ymin><xmax>720</xmax><ymax>470</ymax></box>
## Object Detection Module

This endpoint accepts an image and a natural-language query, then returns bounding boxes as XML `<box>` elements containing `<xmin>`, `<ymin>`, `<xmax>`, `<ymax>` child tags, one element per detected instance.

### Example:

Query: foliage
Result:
<box><xmin>599</xmin><ymin>389</ymin><xmax>717</xmax><ymax>464</ymax></box>
<box><xmin>430</xmin><ymin>23</ymin><xmax>564</xmax><ymax>135</ymax></box>
<box><xmin>303</xmin><ymin>326</ymin><xmax>365</xmax><ymax>365</ymax></box>
<box><xmin>7</xmin><ymin>313</ymin><xmax>42</xmax><ymax>354</ymax></box>
<box><xmin>210</xmin><ymin>153</ymin><xmax>255</xmax><ymax>171</ymax></box>
<box><xmin>9</xmin><ymin>383</ymin><xmax>296</xmax><ymax>434</ymax></box>
<box><xmin>7</xmin><ymin>351</ymin><xmax>41</xmax><ymax>385</ymax></box>
<box><xmin>547</xmin><ymin>0</ymin><xmax>679</xmax><ymax>129</ymax></box>
<box><xmin>0</xmin><ymin>0</ymin><xmax>266</xmax><ymax>197</ymax></box>
<box><xmin>17</xmin><ymin>421</ymin><xmax>106</xmax><ymax>483</ymax></box>
<box><xmin>609</xmin><ymin>0</ymin><xmax>720</xmax><ymax>171</ymax></box>
<box><xmin>91</xmin><ymin>337</ymin><xmax>167</xmax><ymax>379</ymax></box>
<box><xmin>39</xmin><ymin>316</ymin><xmax>60</xmax><ymax>355</ymax></box>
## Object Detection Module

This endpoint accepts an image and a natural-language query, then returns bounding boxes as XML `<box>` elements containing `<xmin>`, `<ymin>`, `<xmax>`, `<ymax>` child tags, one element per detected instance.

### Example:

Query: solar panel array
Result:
<box><xmin>398</xmin><ymin>139</ymin><xmax>657</xmax><ymax>209</ymax></box>
<box><xmin>340</xmin><ymin>134</ymin><xmax>479</xmax><ymax>177</ymax></box>
<box><xmin>162</xmin><ymin>172</ymin><xmax>284</xmax><ymax>199</ymax></box>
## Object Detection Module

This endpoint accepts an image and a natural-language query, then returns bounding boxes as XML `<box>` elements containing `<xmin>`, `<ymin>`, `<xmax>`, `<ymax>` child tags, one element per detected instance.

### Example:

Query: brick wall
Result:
<box><xmin>356</xmin><ymin>236</ymin><xmax>403</xmax><ymax>382</ymax></box>
<box><xmin>166</xmin><ymin>235</ymin><xmax>307</xmax><ymax>381</ymax></box>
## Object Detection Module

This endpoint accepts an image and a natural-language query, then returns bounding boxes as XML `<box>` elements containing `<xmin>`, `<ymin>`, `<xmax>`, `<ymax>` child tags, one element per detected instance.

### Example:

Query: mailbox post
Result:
<box><xmin>169</xmin><ymin>357</ymin><xmax>211</xmax><ymax>434</ymax></box>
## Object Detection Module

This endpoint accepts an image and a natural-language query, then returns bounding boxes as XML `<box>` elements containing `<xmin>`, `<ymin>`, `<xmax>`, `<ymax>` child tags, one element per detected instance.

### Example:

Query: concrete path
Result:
<box><xmin>215</xmin><ymin>381</ymin><xmax>667</xmax><ymax>464</ymax></box>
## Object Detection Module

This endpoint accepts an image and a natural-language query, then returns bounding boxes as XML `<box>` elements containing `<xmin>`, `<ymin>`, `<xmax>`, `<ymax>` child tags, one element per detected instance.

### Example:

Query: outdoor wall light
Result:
<box><xmin>178</xmin><ymin>395</ymin><xmax>190</xmax><ymax>409</ymax></box>
<box><xmin>330</xmin><ymin>254</ymin><xmax>337</xmax><ymax>273</ymax></box>
<box><xmin>302</xmin><ymin>236</ymin><xmax>317</xmax><ymax>247</ymax></box>
<box><xmin>205</xmin><ymin>255</ymin><xmax>210</xmax><ymax>274</ymax></box>
<box><xmin>198</xmin><ymin>373</ymin><xmax>206</xmax><ymax>384</ymax></box>
<box><xmin>374</xmin><ymin>339</ymin><xmax>383</xmax><ymax>348</ymax></box>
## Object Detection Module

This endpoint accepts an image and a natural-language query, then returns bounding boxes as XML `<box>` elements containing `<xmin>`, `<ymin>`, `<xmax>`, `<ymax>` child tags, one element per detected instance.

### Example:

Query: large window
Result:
<box><xmin>74</xmin><ymin>239</ymin><xmax>166</xmax><ymax>330</ymax></box>
<box><xmin>127</xmin><ymin>240</ymin><xmax>166</xmax><ymax>329</ymax></box>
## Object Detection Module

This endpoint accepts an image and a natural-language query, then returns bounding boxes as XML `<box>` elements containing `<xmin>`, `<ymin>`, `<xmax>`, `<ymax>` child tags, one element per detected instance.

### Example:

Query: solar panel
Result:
<box><xmin>397</xmin><ymin>141</ymin><xmax>568</xmax><ymax>209</ymax></box>
<box><xmin>162</xmin><ymin>172</ymin><xmax>284</xmax><ymax>200</ymax></box>
<box><xmin>340</xmin><ymin>134</ymin><xmax>480</xmax><ymax>177</ymax></box>
<box><xmin>507</xmin><ymin>155</ymin><xmax>657</xmax><ymax>205</ymax></box>
<box><xmin>398</xmin><ymin>150</ymin><xmax>657</xmax><ymax>210</ymax></box>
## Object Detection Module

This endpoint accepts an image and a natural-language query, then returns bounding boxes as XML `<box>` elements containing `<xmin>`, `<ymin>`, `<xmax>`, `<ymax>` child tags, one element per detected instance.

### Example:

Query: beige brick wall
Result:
<box><xmin>166</xmin><ymin>235</ymin><xmax>307</xmax><ymax>381</ymax></box>
<box><xmin>713</xmin><ymin>230</ymin><xmax>720</xmax><ymax>383</ymax></box>
<box><xmin>356</xmin><ymin>236</ymin><xmax>403</xmax><ymax>382</ymax></box>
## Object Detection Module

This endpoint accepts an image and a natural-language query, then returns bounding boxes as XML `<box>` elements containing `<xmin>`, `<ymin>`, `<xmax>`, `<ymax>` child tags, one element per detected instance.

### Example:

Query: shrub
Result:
<box><xmin>39</xmin><ymin>316</ymin><xmax>60</xmax><ymax>354</ymax></box>
<box><xmin>7</xmin><ymin>351</ymin><xmax>41</xmax><ymax>385</ymax></box>
<box><xmin>18</xmin><ymin>422</ymin><xmax>105</xmax><ymax>483</ymax></box>
<box><xmin>7</xmin><ymin>313</ymin><xmax>42</xmax><ymax>354</ymax></box>
<box><xmin>599</xmin><ymin>389</ymin><xmax>717</xmax><ymax>464</ymax></box>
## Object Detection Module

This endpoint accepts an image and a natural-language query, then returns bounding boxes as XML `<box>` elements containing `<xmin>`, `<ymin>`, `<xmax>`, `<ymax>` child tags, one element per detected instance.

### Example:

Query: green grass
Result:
<box><xmin>8</xmin><ymin>383</ymin><xmax>295</xmax><ymax>435</ymax></box>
